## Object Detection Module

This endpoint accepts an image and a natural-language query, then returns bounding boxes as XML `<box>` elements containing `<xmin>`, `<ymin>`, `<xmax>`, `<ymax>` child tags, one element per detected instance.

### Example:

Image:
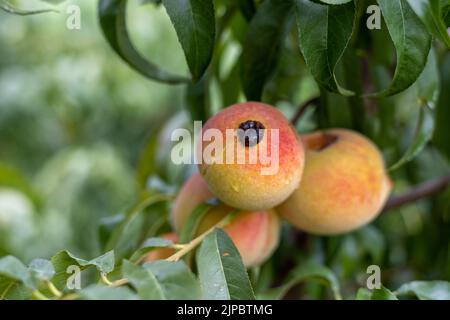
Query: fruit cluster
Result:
<box><xmin>149</xmin><ymin>102</ymin><xmax>392</xmax><ymax>267</ymax></box>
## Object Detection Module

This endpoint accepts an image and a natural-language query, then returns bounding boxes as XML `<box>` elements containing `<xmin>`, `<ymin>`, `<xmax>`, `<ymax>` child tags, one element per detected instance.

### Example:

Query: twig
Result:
<box><xmin>100</xmin><ymin>273</ymin><xmax>113</xmax><ymax>286</ymax></box>
<box><xmin>290</xmin><ymin>97</ymin><xmax>320</xmax><ymax>126</ymax></box>
<box><xmin>110</xmin><ymin>278</ymin><xmax>129</xmax><ymax>288</ymax></box>
<box><xmin>383</xmin><ymin>174</ymin><xmax>450</xmax><ymax>212</ymax></box>
<box><xmin>32</xmin><ymin>290</ymin><xmax>49</xmax><ymax>300</ymax></box>
<box><xmin>166</xmin><ymin>213</ymin><xmax>235</xmax><ymax>262</ymax></box>
<box><xmin>104</xmin><ymin>213</ymin><xmax>235</xmax><ymax>289</ymax></box>
<box><xmin>46</xmin><ymin>280</ymin><xmax>62</xmax><ymax>298</ymax></box>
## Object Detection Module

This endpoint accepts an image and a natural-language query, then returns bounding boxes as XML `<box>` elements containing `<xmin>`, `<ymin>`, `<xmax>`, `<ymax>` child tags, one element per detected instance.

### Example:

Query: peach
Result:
<box><xmin>197</xmin><ymin>102</ymin><xmax>304</xmax><ymax>211</ymax></box>
<box><xmin>171</xmin><ymin>173</ymin><xmax>280</xmax><ymax>267</ymax></box>
<box><xmin>143</xmin><ymin>232</ymin><xmax>178</xmax><ymax>262</ymax></box>
<box><xmin>195</xmin><ymin>205</ymin><xmax>280</xmax><ymax>267</ymax></box>
<box><xmin>277</xmin><ymin>129</ymin><xmax>392</xmax><ymax>235</ymax></box>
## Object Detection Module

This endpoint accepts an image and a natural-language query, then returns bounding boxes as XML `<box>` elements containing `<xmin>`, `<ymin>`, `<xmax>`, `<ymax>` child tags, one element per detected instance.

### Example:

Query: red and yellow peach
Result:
<box><xmin>277</xmin><ymin>129</ymin><xmax>392</xmax><ymax>235</ymax></box>
<box><xmin>197</xmin><ymin>102</ymin><xmax>304</xmax><ymax>211</ymax></box>
<box><xmin>171</xmin><ymin>172</ymin><xmax>280</xmax><ymax>267</ymax></box>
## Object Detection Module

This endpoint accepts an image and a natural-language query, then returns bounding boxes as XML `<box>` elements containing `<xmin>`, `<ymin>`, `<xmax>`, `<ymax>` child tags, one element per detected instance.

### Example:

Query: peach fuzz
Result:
<box><xmin>171</xmin><ymin>172</ymin><xmax>280</xmax><ymax>267</ymax></box>
<box><xmin>277</xmin><ymin>129</ymin><xmax>392</xmax><ymax>235</ymax></box>
<box><xmin>198</xmin><ymin>102</ymin><xmax>305</xmax><ymax>211</ymax></box>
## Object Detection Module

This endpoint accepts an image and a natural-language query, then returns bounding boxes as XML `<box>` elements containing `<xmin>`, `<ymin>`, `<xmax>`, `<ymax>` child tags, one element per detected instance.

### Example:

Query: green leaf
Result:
<box><xmin>295</xmin><ymin>0</ymin><xmax>355</xmax><ymax>96</ymax></box>
<box><xmin>79</xmin><ymin>284</ymin><xmax>137</xmax><ymax>300</ymax></box>
<box><xmin>161</xmin><ymin>0</ymin><xmax>216</xmax><ymax>82</ymax></box>
<box><xmin>105</xmin><ymin>191</ymin><xmax>172</xmax><ymax>251</ymax></box>
<box><xmin>259</xmin><ymin>262</ymin><xmax>342</xmax><ymax>300</ymax></box>
<box><xmin>129</xmin><ymin>237</ymin><xmax>175</xmax><ymax>263</ymax></box>
<box><xmin>0</xmin><ymin>1</ymin><xmax>58</xmax><ymax>15</ymax></box>
<box><xmin>143</xmin><ymin>260</ymin><xmax>202</xmax><ymax>299</ymax></box>
<box><xmin>389</xmin><ymin>49</ymin><xmax>438</xmax><ymax>171</ymax></box>
<box><xmin>98</xmin><ymin>0</ymin><xmax>189</xmax><ymax>84</ymax></box>
<box><xmin>389</xmin><ymin>105</ymin><xmax>434</xmax><ymax>171</ymax></box>
<box><xmin>196</xmin><ymin>229</ymin><xmax>255</xmax><ymax>300</ymax></box>
<box><xmin>122</xmin><ymin>260</ymin><xmax>165</xmax><ymax>299</ymax></box>
<box><xmin>135</xmin><ymin>129</ymin><xmax>161</xmax><ymax>190</ymax></box>
<box><xmin>396</xmin><ymin>281</ymin><xmax>450</xmax><ymax>300</ymax></box>
<box><xmin>356</xmin><ymin>286</ymin><xmax>398</xmax><ymax>300</ymax></box>
<box><xmin>241</xmin><ymin>0</ymin><xmax>294</xmax><ymax>100</ymax></box>
<box><xmin>407</xmin><ymin>0</ymin><xmax>450</xmax><ymax>48</ymax></box>
<box><xmin>51</xmin><ymin>250</ymin><xmax>115</xmax><ymax>290</ymax></box>
<box><xmin>179</xmin><ymin>203</ymin><xmax>213</xmax><ymax>244</ymax></box>
<box><xmin>0</xmin><ymin>256</ymin><xmax>34</xmax><ymax>300</ymax></box>
<box><xmin>433</xmin><ymin>53</ymin><xmax>450</xmax><ymax>160</ymax></box>
<box><xmin>0</xmin><ymin>256</ymin><xmax>34</xmax><ymax>289</ymax></box>
<box><xmin>29</xmin><ymin>259</ymin><xmax>55</xmax><ymax>281</ymax></box>
<box><xmin>370</xmin><ymin>0</ymin><xmax>432</xmax><ymax>97</ymax></box>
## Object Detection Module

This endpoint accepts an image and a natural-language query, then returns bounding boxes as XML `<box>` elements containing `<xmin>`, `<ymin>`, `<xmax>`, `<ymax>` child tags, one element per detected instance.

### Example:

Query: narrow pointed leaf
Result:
<box><xmin>196</xmin><ymin>229</ymin><xmax>255</xmax><ymax>300</ymax></box>
<box><xmin>106</xmin><ymin>192</ymin><xmax>172</xmax><ymax>250</ymax></box>
<box><xmin>295</xmin><ymin>0</ymin><xmax>355</xmax><ymax>96</ymax></box>
<box><xmin>389</xmin><ymin>49</ymin><xmax>438</xmax><ymax>171</ymax></box>
<box><xmin>241</xmin><ymin>0</ymin><xmax>294</xmax><ymax>100</ymax></box>
<box><xmin>143</xmin><ymin>260</ymin><xmax>202</xmax><ymax>299</ymax></box>
<box><xmin>122</xmin><ymin>260</ymin><xmax>165</xmax><ymax>299</ymax></box>
<box><xmin>129</xmin><ymin>237</ymin><xmax>175</xmax><ymax>263</ymax></box>
<box><xmin>259</xmin><ymin>262</ymin><xmax>341</xmax><ymax>300</ymax></box>
<box><xmin>98</xmin><ymin>0</ymin><xmax>189</xmax><ymax>84</ymax></box>
<box><xmin>162</xmin><ymin>0</ymin><xmax>215</xmax><ymax>81</ymax></box>
<box><xmin>407</xmin><ymin>0</ymin><xmax>450</xmax><ymax>48</ymax></box>
<box><xmin>51</xmin><ymin>250</ymin><xmax>115</xmax><ymax>290</ymax></box>
<box><xmin>370</xmin><ymin>0</ymin><xmax>432</xmax><ymax>97</ymax></box>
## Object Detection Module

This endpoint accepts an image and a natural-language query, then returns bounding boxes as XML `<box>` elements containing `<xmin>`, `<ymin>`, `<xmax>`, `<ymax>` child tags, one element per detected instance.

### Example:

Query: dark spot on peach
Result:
<box><xmin>238</xmin><ymin>120</ymin><xmax>265</xmax><ymax>147</ymax></box>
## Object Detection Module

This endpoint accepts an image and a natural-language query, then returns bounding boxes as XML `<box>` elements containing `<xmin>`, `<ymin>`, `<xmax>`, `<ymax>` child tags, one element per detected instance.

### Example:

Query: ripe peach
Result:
<box><xmin>171</xmin><ymin>173</ymin><xmax>280</xmax><ymax>267</ymax></box>
<box><xmin>277</xmin><ymin>129</ymin><xmax>392</xmax><ymax>235</ymax></box>
<box><xmin>197</xmin><ymin>102</ymin><xmax>304</xmax><ymax>211</ymax></box>
<box><xmin>143</xmin><ymin>232</ymin><xmax>178</xmax><ymax>262</ymax></box>
<box><xmin>196</xmin><ymin>205</ymin><xmax>280</xmax><ymax>267</ymax></box>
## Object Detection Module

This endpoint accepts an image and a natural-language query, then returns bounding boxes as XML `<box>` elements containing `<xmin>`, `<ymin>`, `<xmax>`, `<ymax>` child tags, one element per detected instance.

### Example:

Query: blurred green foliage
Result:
<box><xmin>0</xmin><ymin>0</ymin><xmax>187</xmax><ymax>259</ymax></box>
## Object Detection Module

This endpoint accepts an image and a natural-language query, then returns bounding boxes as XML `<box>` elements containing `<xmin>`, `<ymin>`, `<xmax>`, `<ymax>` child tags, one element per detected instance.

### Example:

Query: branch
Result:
<box><xmin>383</xmin><ymin>174</ymin><xmax>450</xmax><ymax>212</ymax></box>
<box><xmin>290</xmin><ymin>97</ymin><xmax>320</xmax><ymax>126</ymax></box>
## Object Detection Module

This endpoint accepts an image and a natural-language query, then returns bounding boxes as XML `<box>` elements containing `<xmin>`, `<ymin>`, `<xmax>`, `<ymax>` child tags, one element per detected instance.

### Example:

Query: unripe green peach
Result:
<box><xmin>277</xmin><ymin>129</ymin><xmax>392</xmax><ymax>235</ymax></box>
<box><xmin>171</xmin><ymin>173</ymin><xmax>280</xmax><ymax>267</ymax></box>
<box><xmin>197</xmin><ymin>102</ymin><xmax>305</xmax><ymax>211</ymax></box>
<box><xmin>143</xmin><ymin>232</ymin><xmax>178</xmax><ymax>262</ymax></box>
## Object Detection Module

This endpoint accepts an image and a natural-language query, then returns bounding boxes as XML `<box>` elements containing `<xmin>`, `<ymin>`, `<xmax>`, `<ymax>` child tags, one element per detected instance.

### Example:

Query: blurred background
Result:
<box><xmin>0</xmin><ymin>0</ymin><xmax>191</xmax><ymax>260</ymax></box>
<box><xmin>1</xmin><ymin>0</ymin><xmax>449</xmax><ymax>299</ymax></box>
